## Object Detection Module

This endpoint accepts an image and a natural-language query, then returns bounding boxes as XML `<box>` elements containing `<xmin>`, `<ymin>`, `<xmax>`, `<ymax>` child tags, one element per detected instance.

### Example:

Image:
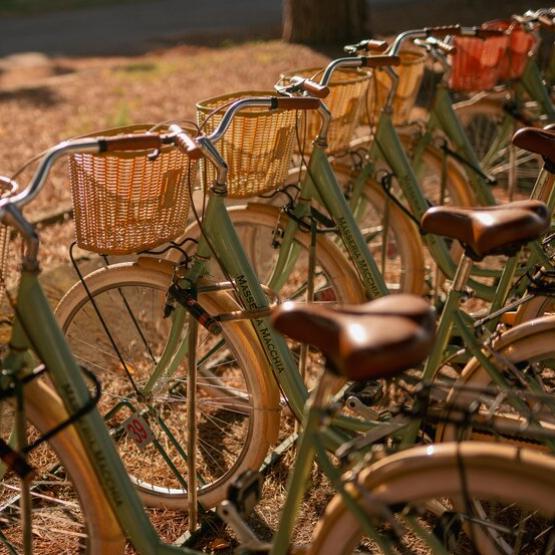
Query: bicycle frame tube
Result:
<box><xmin>183</xmin><ymin>193</ymin><xmax>383</xmax><ymax>444</ymax></box>
<box><xmin>521</xmin><ymin>58</ymin><xmax>555</xmax><ymax>119</ymax></box>
<box><xmin>369</xmin><ymin>111</ymin><xmax>496</xmax><ymax>301</ymax></box>
<box><xmin>270</xmin><ymin>377</ymin><xmax>394</xmax><ymax>555</ymax></box>
<box><xmin>428</xmin><ymin>83</ymin><xmax>495</xmax><ymax>205</ymax></box>
<box><xmin>545</xmin><ymin>45</ymin><xmax>555</xmax><ymax>88</ymax></box>
<box><xmin>8</xmin><ymin>271</ymin><xmax>191</xmax><ymax>554</ymax></box>
<box><xmin>184</xmin><ymin>192</ymin><xmax>309</xmax><ymax>421</ymax></box>
<box><xmin>302</xmin><ymin>146</ymin><xmax>388</xmax><ymax>299</ymax></box>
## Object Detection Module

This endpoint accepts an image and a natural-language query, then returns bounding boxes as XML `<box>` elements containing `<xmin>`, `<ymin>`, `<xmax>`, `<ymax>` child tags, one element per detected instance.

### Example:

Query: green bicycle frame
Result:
<box><xmin>164</xmin><ymin>188</ymin><xmax>379</xmax><ymax>440</ymax></box>
<box><xmin>7</xmin><ymin>269</ymin><xmax>193</xmax><ymax>554</ymax></box>
<box><xmin>269</xmin><ymin>374</ymin><xmax>450</xmax><ymax>555</ymax></box>
<box><xmin>266</xmin><ymin>142</ymin><xmax>389</xmax><ymax>300</ymax></box>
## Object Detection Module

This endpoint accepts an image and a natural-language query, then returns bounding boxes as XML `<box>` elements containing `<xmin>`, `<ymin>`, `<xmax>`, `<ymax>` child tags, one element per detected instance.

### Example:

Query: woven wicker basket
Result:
<box><xmin>482</xmin><ymin>20</ymin><xmax>538</xmax><ymax>81</ymax></box>
<box><xmin>196</xmin><ymin>91</ymin><xmax>298</xmax><ymax>198</ymax></box>
<box><xmin>279</xmin><ymin>68</ymin><xmax>370</xmax><ymax>155</ymax></box>
<box><xmin>69</xmin><ymin>124</ymin><xmax>198</xmax><ymax>255</ymax></box>
<box><xmin>360</xmin><ymin>50</ymin><xmax>426</xmax><ymax>126</ymax></box>
<box><xmin>448</xmin><ymin>33</ymin><xmax>509</xmax><ymax>92</ymax></box>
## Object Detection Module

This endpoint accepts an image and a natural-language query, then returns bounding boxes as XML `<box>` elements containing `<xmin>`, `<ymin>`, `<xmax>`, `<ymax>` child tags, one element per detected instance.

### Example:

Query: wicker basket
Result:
<box><xmin>448</xmin><ymin>33</ymin><xmax>509</xmax><ymax>92</ymax></box>
<box><xmin>483</xmin><ymin>19</ymin><xmax>538</xmax><ymax>81</ymax></box>
<box><xmin>280</xmin><ymin>68</ymin><xmax>370</xmax><ymax>155</ymax></box>
<box><xmin>361</xmin><ymin>50</ymin><xmax>426</xmax><ymax>126</ymax></box>
<box><xmin>196</xmin><ymin>91</ymin><xmax>299</xmax><ymax>198</ymax></box>
<box><xmin>69</xmin><ymin>124</ymin><xmax>198</xmax><ymax>255</ymax></box>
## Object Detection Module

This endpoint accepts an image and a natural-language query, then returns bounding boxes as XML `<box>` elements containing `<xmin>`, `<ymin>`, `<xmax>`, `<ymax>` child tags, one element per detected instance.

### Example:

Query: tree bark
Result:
<box><xmin>283</xmin><ymin>0</ymin><xmax>367</xmax><ymax>44</ymax></box>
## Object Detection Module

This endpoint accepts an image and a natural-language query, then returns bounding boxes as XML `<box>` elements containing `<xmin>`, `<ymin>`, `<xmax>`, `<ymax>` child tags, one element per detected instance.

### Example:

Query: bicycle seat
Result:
<box><xmin>271</xmin><ymin>295</ymin><xmax>435</xmax><ymax>381</ymax></box>
<box><xmin>421</xmin><ymin>200</ymin><xmax>549</xmax><ymax>260</ymax></box>
<box><xmin>512</xmin><ymin>127</ymin><xmax>555</xmax><ymax>167</ymax></box>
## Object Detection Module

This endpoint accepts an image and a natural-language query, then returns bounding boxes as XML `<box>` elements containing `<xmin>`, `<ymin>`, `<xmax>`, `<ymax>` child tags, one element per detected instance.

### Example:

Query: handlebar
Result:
<box><xmin>0</xmin><ymin>127</ymin><xmax>203</xmax><ymax>222</ymax></box>
<box><xmin>389</xmin><ymin>25</ymin><xmax>506</xmax><ymax>56</ymax></box>
<box><xmin>202</xmin><ymin>96</ymin><xmax>320</xmax><ymax>144</ymax></box>
<box><xmin>538</xmin><ymin>14</ymin><xmax>555</xmax><ymax>30</ymax></box>
<box><xmin>414</xmin><ymin>36</ymin><xmax>456</xmax><ymax>56</ymax></box>
<box><xmin>422</xmin><ymin>24</ymin><xmax>462</xmax><ymax>38</ymax></box>
<box><xmin>344</xmin><ymin>38</ymin><xmax>388</xmax><ymax>55</ymax></box>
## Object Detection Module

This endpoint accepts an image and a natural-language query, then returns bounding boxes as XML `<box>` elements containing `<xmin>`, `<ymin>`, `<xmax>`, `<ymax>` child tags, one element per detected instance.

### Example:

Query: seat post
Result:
<box><xmin>452</xmin><ymin>253</ymin><xmax>474</xmax><ymax>292</ymax></box>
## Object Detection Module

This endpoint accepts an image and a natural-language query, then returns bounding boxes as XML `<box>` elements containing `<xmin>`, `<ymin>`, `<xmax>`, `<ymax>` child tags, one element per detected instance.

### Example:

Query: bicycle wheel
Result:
<box><xmin>437</xmin><ymin>314</ymin><xmax>555</xmax><ymax>448</ymax></box>
<box><xmin>309</xmin><ymin>441</ymin><xmax>555</xmax><ymax>554</ymax></box>
<box><xmin>1</xmin><ymin>378</ymin><xmax>124</xmax><ymax>554</ymax></box>
<box><xmin>334</xmin><ymin>135</ymin><xmax>475</xmax><ymax>294</ymax></box>
<box><xmin>54</xmin><ymin>261</ymin><xmax>280</xmax><ymax>509</ymax></box>
<box><xmin>454</xmin><ymin>95</ymin><xmax>542</xmax><ymax>197</ymax></box>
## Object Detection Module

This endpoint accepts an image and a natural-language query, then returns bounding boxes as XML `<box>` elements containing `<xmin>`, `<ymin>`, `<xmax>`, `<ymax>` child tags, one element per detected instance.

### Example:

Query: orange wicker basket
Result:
<box><xmin>483</xmin><ymin>19</ymin><xmax>538</xmax><ymax>81</ymax></box>
<box><xmin>196</xmin><ymin>91</ymin><xmax>299</xmax><ymax>198</ymax></box>
<box><xmin>280</xmin><ymin>68</ymin><xmax>370</xmax><ymax>154</ymax></box>
<box><xmin>448</xmin><ymin>33</ymin><xmax>509</xmax><ymax>92</ymax></box>
<box><xmin>361</xmin><ymin>50</ymin><xmax>426</xmax><ymax>126</ymax></box>
<box><xmin>69</xmin><ymin>124</ymin><xmax>198</xmax><ymax>255</ymax></box>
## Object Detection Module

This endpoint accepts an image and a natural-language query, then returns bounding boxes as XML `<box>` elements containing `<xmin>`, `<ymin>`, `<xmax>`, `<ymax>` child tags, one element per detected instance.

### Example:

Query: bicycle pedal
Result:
<box><xmin>227</xmin><ymin>469</ymin><xmax>263</xmax><ymax>518</ymax></box>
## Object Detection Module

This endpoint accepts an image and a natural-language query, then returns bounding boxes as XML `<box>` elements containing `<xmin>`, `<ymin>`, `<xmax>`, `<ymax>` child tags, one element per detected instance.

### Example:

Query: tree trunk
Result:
<box><xmin>283</xmin><ymin>0</ymin><xmax>367</xmax><ymax>45</ymax></box>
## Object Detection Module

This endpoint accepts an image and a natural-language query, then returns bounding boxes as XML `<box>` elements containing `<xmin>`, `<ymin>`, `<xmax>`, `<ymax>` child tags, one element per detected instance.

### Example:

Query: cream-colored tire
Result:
<box><xmin>3</xmin><ymin>379</ymin><xmax>125</xmax><ymax>553</ymax></box>
<box><xmin>309</xmin><ymin>441</ymin><xmax>555</xmax><ymax>554</ymax></box>
<box><xmin>55</xmin><ymin>261</ymin><xmax>280</xmax><ymax>510</ymax></box>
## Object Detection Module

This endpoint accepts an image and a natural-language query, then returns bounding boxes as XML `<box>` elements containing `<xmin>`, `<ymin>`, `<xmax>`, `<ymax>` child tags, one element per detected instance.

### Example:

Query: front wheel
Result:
<box><xmin>1</xmin><ymin>378</ymin><xmax>125</xmax><ymax>553</ymax></box>
<box><xmin>309</xmin><ymin>441</ymin><xmax>555</xmax><ymax>554</ymax></box>
<box><xmin>54</xmin><ymin>261</ymin><xmax>280</xmax><ymax>509</ymax></box>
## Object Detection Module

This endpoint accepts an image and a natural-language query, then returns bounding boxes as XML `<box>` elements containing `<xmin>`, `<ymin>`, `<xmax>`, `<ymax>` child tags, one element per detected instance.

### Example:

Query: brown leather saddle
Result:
<box><xmin>513</xmin><ymin>127</ymin><xmax>555</xmax><ymax>170</ymax></box>
<box><xmin>271</xmin><ymin>294</ymin><xmax>435</xmax><ymax>381</ymax></box>
<box><xmin>421</xmin><ymin>200</ymin><xmax>550</xmax><ymax>260</ymax></box>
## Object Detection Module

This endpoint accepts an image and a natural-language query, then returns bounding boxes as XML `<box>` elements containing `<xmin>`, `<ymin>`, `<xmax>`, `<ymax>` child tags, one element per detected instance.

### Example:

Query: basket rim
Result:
<box><xmin>196</xmin><ymin>90</ymin><xmax>296</xmax><ymax>117</ymax></box>
<box><xmin>395</xmin><ymin>49</ymin><xmax>427</xmax><ymax>66</ymax></box>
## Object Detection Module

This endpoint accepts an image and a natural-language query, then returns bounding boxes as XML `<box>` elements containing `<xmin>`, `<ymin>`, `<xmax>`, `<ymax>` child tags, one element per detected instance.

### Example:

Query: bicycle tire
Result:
<box><xmin>309</xmin><ymin>441</ymin><xmax>555</xmax><ymax>554</ymax></box>
<box><xmin>437</xmin><ymin>314</ymin><xmax>555</xmax><ymax>449</ymax></box>
<box><xmin>327</xmin><ymin>159</ymin><xmax>429</xmax><ymax>295</ymax></box>
<box><xmin>513</xmin><ymin>293</ymin><xmax>555</xmax><ymax>324</ymax></box>
<box><xmin>1</xmin><ymin>378</ymin><xmax>125</xmax><ymax>553</ymax></box>
<box><xmin>54</xmin><ymin>261</ymin><xmax>280</xmax><ymax>510</ymax></box>
<box><xmin>400</xmin><ymin>133</ymin><xmax>477</xmax><ymax>207</ymax></box>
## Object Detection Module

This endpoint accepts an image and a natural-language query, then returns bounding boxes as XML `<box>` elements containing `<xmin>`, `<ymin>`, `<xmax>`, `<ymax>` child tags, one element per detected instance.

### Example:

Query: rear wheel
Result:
<box><xmin>454</xmin><ymin>96</ymin><xmax>542</xmax><ymax>198</ymax></box>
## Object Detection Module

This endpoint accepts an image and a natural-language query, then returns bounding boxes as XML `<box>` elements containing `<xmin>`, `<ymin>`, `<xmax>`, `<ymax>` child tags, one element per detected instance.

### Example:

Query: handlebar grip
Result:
<box><xmin>294</xmin><ymin>77</ymin><xmax>330</xmax><ymax>99</ymax></box>
<box><xmin>361</xmin><ymin>55</ymin><xmax>401</xmax><ymax>68</ymax></box>
<box><xmin>362</xmin><ymin>39</ymin><xmax>389</xmax><ymax>52</ymax></box>
<box><xmin>423</xmin><ymin>24</ymin><xmax>462</xmax><ymax>37</ymax></box>
<box><xmin>475</xmin><ymin>28</ymin><xmax>507</xmax><ymax>38</ymax></box>
<box><xmin>174</xmin><ymin>131</ymin><xmax>203</xmax><ymax>159</ymax></box>
<box><xmin>538</xmin><ymin>14</ymin><xmax>555</xmax><ymax>29</ymax></box>
<box><xmin>344</xmin><ymin>38</ymin><xmax>388</xmax><ymax>54</ymax></box>
<box><xmin>99</xmin><ymin>134</ymin><xmax>162</xmax><ymax>153</ymax></box>
<box><xmin>273</xmin><ymin>97</ymin><xmax>321</xmax><ymax>111</ymax></box>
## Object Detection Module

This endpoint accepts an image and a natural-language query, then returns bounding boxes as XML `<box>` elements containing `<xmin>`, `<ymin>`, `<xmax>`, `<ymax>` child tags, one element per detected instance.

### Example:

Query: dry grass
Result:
<box><xmin>0</xmin><ymin>40</ymin><xmax>330</xmax><ymax>272</ymax></box>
